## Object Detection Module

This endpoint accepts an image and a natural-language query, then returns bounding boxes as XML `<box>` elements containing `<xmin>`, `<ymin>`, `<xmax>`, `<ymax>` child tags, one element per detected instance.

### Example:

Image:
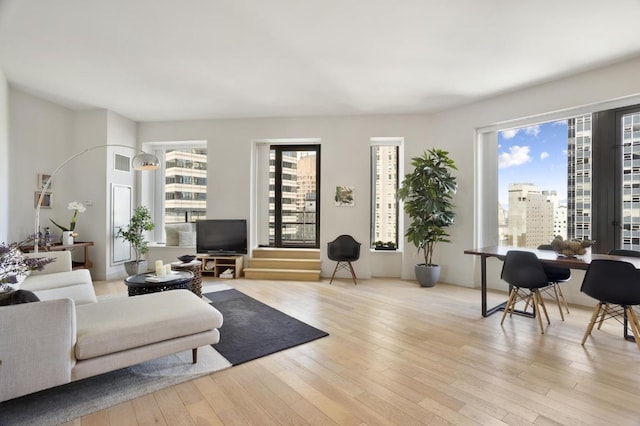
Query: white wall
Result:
<box><xmin>138</xmin><ymin>114</ymin><xmax>433</xmax><ymax>280</ymax></box>
<box><xmin>139</xmin><ymin>56</ymin><xmax>640</xmax><ymax>294</ymax></box>
<box><xmin>0</xmin><ymin>68</ymin><xmax>8</xmax><ymax>242</ymax></box>
<box><xmin>8</xmin><ymin>89</ymin><xmax>75</xmax><ymax>244</ymax></box>
<box><xmin>7</xmin><ymin>92</ymin><xmax>139</xmax><ymax>280</ymax></box>
<box><xmin>8</xmin><ymin>55</ymin><xmax>640</xmax><ymax>300</ymax></box>
<box><xmin>430</xmin><ymin>56</ymin><xmax>640</xmax><ymax>305</ymax></box>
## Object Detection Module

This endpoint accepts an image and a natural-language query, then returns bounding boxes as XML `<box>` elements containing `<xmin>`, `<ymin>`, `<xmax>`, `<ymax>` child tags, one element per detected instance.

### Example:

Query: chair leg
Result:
<box><xmin>556</xmin><ymin>284</ymin><xmax>570</xmax><ymax>314</ymax></box>
<box><xmin>597</xmin><ymin>303</ymin><xmax>609</xmax><ymax>330</ymax></box>
<box><xmin>552</xmin><ymin>285</ymin><xmax>565</xmax><ymax>321</ymax></box>
<box><xmin>582</xmin><ymin>303</ymin><xmax>603</xmax><ymax>345</ymax></box>
<box><xmin>192</xmin><ymin>348</ymin><xmax>198</xmax><ymax>364</ymax></box>
<box><xmin>532</xmin><ymin>291</ymin><xmax>545</xmax><ymax>334</ymax></box>
<box><xmin>537</xmin><ymin>290</ymin><xmax>550</xmax><ymax>325</ymax></box>
<box><xmin>500</xmin><ymin>289</ymin><xmax>517</xmax><ymax>325</ymax></box>
<box><xmin>329</xmin><ymin>262</ymin><xmax>340</xmax><ymax>284</ymax></box>
<box><xmin>347</xmin><ymin>261</ymin><xmax>358</xmax><ymax>285</ymax></box>
<box><xmin>626</xmin><ymin>308</ymin><xmax>640</xmax><ymax>351</ymax></box>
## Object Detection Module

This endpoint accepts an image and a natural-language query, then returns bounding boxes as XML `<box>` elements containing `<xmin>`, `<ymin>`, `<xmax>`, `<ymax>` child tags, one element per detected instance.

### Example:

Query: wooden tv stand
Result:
<box><xmin>197</xmin><ymin>254</ymin><xmax>243</xmax><ymax>278</ymax></box>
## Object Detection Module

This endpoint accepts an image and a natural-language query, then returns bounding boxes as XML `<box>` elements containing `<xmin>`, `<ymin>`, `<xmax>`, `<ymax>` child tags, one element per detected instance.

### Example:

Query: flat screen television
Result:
<box><xmin>196</xmin><ymin>219</ymin><xmax>247</xmax><ymax>255</ymax></box>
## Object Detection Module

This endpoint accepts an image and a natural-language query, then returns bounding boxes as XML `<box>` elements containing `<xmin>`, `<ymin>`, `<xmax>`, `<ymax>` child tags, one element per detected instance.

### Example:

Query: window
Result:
<box><xmin>370</xmin><ymin>139</ymin><xmax>402</xmax><ymax>249</ymax></box>
<box><xmin>497</xmin><ymin>116</ymin><xmax>592</xmax><ymax>248</ymax></box>
<box><xmin>150</xmin><ymin>142</ymin><xmax>207</xmax><ymax>242</ymax></box>
<box><xmin>481</xmin><ymin>101</ymin><xmax>640</xmax><ymax>254</ymax></box>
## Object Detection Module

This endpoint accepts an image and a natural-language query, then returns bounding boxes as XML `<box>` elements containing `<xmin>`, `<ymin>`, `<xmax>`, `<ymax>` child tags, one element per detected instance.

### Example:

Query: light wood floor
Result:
<box><xmin>62</xmin><ymin>277</ymin><xmax>640</xmax><ymax>426</ymax></box>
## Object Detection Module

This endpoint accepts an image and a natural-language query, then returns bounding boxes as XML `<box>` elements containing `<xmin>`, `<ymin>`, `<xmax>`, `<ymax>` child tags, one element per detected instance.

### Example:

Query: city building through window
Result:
<box><xmin>498</xmin><ymin>116</ymin><xmax>592</xmax><ymax>248</ymax></box>
<box><xmin>370</xmin><ymin>139</ymin><xmax>402</xmax><ymax>250</ymax></box>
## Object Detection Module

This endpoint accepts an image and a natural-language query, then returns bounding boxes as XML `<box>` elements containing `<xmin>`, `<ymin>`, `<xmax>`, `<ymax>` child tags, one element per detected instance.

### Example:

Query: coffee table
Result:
<box><xmin>124</xmin><ymin>270</ymin><xmax>194</xmax><ymax>296</ymax></box>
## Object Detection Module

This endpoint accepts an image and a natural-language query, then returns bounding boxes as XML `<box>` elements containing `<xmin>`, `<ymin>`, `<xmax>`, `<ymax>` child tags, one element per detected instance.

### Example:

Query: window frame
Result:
<box><xmin>475</xmin><ymin>96</ymin><xmax>640</xmax><ymax>255</ymax></box>
<box><xmin>370</xmin><ymin>137</ymin><xmax>404</xmax><ymax>251</ymax></box>
<box><xmin>148</xmin><ymin>140</ymin><xmax>208</xmax><ymax>243</ymax></box>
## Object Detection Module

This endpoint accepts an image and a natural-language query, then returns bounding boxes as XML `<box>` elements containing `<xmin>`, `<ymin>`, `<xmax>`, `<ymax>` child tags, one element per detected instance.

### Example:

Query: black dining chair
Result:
<box><xmin>604</xmin><ymin>249</ymin><xmax>640</xmax><ymax>341</ymax></box>
<box><xmin>327</xmin><ymin>235</ymin><xmax>361</xmax><ymax>285</ymax></box>
<box><xmin>580</xmin><ymin>259</ymin><xmax>640</xmax><ymax>351</ymax></box>
<box><xmin>537</xmin><ymin>244</ymin><xmax>571</xmax><ymax>321</ymax></box>
<box><xmin>500</xmin><ymin>250</ymin><xmax>551</xmax><ymax>334</ymax></box>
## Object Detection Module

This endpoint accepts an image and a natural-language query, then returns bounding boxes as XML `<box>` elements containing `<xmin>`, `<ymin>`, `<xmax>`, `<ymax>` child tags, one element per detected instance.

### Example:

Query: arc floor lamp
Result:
<box><xmin>33</xmin><ymin>144</ymin><xmax>160</xmax><ymax>253</ymax></box>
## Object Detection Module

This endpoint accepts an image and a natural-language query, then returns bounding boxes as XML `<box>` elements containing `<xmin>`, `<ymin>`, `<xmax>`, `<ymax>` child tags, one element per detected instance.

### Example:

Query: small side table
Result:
<box><xmin>171</xmin><ymin>260</ymin><xmax>202</xmax><ymax>297</ymax></box>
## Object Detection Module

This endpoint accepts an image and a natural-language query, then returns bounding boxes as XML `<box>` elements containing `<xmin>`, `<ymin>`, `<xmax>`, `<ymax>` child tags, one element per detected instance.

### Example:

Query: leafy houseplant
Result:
<box><xmin>398</xmin><ymin>148</ymin><xmax>457</xmax><ymax>287</ymax></box>
<box><xmin>116</xmin><ymin>206</ymin><xmax>155</xmax><ymax>275</ymax></box>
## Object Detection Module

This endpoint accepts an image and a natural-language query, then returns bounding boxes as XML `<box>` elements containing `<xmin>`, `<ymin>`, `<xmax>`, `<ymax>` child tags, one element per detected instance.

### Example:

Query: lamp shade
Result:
<box><xmin>132</xmin><ymin>152</ymin><xmax>160</xmax><ymax>170</ymax></box>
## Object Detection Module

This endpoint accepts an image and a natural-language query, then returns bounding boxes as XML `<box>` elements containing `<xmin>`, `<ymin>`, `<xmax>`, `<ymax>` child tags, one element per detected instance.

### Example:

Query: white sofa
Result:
<box><xmin>0</xmin><ymin>251</ymin><xmax>223</xmax><ymax>403</ymax></box>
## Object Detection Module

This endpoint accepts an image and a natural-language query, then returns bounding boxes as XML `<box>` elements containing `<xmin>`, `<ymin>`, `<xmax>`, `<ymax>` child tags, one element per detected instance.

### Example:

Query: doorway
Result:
<box><xmin>269</xmin><ymin>145</ymin><xmax>320</xmax><ymax>248</ymax></box>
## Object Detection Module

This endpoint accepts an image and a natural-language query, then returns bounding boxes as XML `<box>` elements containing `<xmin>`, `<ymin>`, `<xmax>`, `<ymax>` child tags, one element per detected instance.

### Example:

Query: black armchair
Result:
<box><xmin>327</xmin><ymin>235</ymin><xmax>361</xmax><ymax>285</ymax></box>
<box><xmin>500</xmin><ymin>250</ymin><xmax>552</xmax><ymax>334</ymax></box>
<box><xmin>580</xmin><ymin>259</ymin><xmax>640</xmax><ymax>350</ymax></box>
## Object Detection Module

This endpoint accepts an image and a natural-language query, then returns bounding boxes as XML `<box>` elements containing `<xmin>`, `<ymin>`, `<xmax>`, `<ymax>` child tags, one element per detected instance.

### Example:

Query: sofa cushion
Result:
<box><xmin>178</xmin><ymin>231</ymin><xmax>196</xmax><ymax>247</ymax></box>
<box><xmin>74</xmin><ymin>290</ymin><xmax>223</xmax><ymax>360</ymax></box>
<box><xmin>165</xmin><ymin>223</ymin><xmax>192</xmax><ymax>246</ymax></box>
<box><xmin>21</xmin><ymin>269</ymin><xmax>97</xmax><ymax>305</ymax></box>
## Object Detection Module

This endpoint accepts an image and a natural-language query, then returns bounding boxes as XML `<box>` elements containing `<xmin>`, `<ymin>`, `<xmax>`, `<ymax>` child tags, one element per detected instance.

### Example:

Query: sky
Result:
<box><xmin>498</xmin><ymin>120</ymin><xmax>568</xmax><ymax>209</ymax></box>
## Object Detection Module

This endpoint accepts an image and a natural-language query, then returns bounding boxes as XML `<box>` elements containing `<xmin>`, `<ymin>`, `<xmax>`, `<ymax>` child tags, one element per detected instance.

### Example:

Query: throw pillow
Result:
<box><xmin>178</xmin><ymin>231</ymin><xmax>196</xmax><ymax>247</ymax></box>
<box><xmin>164</xmin><ymin>223</ymin><xmax>192</xmax><ymax>246</ymax></box>
<box><xmin>0</xmin><ymin>290</ymin><xmax>40</xmax><ymax>306</ymax></box>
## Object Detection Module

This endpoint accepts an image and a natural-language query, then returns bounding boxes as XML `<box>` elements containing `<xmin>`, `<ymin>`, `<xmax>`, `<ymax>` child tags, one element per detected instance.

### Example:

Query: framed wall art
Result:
<box><xmin>335</xmin><ymin>185</ymin><xmax>354</xmax><ymax>207</ymax></box>
<box><xmin>34</xmin><ymin>191</ymin><xmax>53</xmax><ymax>209</ymax></box>
<box><xmin>37</xmin><ymin>173</ymin><xmax>52</xmax><ymax>190</ymax></box>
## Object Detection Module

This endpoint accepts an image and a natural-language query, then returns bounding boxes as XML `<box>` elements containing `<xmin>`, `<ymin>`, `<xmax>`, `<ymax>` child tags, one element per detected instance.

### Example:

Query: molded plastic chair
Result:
<box><xmin>500</xmin><ymin>250</ymin><xmax>551</xmax><ymax>334</ymax></box>
<box><xmin>580</xmin><ymin>259</ymin><xmax>640</xmax><ymax>350</ymax></box>
<box><xmin>538</xmin><ymin>244</ymin><xmax>571</xmax><ymax>320</ymax></box>
<box><xmin>327</xmin><ymin>235</ymin><xmax>361</xmax><ymax>285</ymax></box>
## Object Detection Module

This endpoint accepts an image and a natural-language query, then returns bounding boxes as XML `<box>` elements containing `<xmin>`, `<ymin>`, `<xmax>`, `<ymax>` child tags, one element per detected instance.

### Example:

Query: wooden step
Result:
<box><xmin>248</xmin><ymin>258</ymin><xmax>321</xmax><ymax>270</ymax></box>
<box><xmin>243</xmin><ymin>268</ymin><xmax>321</xmax><ymax>281</ymax></box>
<box><xmin>252</xmin><ymin>247</ymin><xmax>320</xmax><ymax>260</ymax></box>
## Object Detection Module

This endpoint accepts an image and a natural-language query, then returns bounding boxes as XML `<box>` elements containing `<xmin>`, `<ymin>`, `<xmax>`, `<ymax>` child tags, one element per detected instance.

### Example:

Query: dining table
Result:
<box><xmin>464</xmin><ymin>245</ymin><xmax>640</xmax><ymax>317</ymax></box>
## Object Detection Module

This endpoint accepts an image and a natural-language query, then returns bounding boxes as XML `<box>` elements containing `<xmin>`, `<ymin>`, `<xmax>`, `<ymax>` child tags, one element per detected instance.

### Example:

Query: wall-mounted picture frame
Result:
<box><xmin>335</xmin><ymin>185</ymin><xmax>354</xmax><ymax>207</ymax></box>
<box><xmin>37</xmin><ymin>173</ymin><xmax>52</xmax><ymax>190</ymax></box>
<box><xmin>34</xmin><ymin>191</ymin><xmax>53</xmax><ymax>209</ymax></box>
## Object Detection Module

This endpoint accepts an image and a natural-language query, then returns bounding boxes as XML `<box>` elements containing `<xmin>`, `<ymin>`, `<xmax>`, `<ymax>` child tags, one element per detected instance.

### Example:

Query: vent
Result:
<box><xmin>114</xmin><ymin>153</ymin><xmax>131</xmax><ymax>172</ymax></box>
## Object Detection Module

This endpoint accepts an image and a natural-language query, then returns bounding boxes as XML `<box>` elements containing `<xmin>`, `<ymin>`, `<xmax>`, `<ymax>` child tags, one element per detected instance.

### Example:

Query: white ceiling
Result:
<box><xmin>2</xmin><ymin>0</ymin><xmax>640</xmax><ymax>122</ymax></box>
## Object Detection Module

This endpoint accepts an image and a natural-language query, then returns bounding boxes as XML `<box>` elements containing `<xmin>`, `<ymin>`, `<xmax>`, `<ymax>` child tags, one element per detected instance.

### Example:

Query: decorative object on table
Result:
<box><xmin>116</xmin><ymin>205</ymin><xmax>155</xmax><ymax>276</ymax></box>
<box><xmin>34</xmin><ymin>191</ymin><xmax>52</xmax><ymax>209</ymax></box>
<box><xmin>0</xmin><ymin>235</ymin><xmax>55</xmax><ymax>292</ymax></box>
<box><xmin>50</xmin><ymin>201</ymin><xmax>86</xmax><ymax>244</ymax></box>
<box><xmin>549</xmin><ymin>236</ymin><xmax>595</xmax><ymax>257</ymax></box>
<box><xmin>43</xmin><ymin>227</ymin><xmax>52</xmax><ymax>247</ymax></box>
<box><xmin>334</xmin><ymin>185</ymin><xmax>354</xmax><ymax>206</ymax></box>
<box><xmin>374</xmin><ymin>240</ymin><xmax>397</xmax><ymax>251</ymax></box>
<box><xmin>398</xmin><ymin>148</ymin><xmax>457</xmax><ymax>287</ymax></box>
<box><xmin>32</xmin><ymin>144</ymin><xmax>160</xmax><ymax>253</ymax></box>
<box><xmin>178</xmin><ymin>254</ymin><xmax>196</xmax><ymax>263</ymax></box>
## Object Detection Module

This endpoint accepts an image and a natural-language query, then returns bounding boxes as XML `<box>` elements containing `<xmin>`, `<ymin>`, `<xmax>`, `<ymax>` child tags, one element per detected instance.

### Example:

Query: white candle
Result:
<box><xmin>156</xmin><ymin>265</ymin><xmax>164</xmax><ymax>276</ymax></box>
<box><xmin>165</xmin><ymin>264</ymin><xmax>172</xmax><ymax>275</ymax></box>
<box><xmin>155</xmin><ymin>260</ymin><xmax>163</xmax><ymax>269</ymax></box>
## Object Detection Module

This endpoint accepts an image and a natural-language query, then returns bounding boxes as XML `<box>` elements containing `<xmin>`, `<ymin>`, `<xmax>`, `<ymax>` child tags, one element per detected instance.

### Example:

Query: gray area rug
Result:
<box><xmin>205</xmin><ymin>289</ymin><xmax>329</xmax><ymax>365</ymax></box>
<box><xmin>0</xmin><ymin>346</ymin><xmax>231</xmax><ymax>426</ymax></box>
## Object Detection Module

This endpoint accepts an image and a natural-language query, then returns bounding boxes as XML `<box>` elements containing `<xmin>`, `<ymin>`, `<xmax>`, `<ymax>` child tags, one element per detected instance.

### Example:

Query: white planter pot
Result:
<box><xmin>62</xmin><ymin>231</ymin><xmax>74</xmax><ymax>245</ymax></box>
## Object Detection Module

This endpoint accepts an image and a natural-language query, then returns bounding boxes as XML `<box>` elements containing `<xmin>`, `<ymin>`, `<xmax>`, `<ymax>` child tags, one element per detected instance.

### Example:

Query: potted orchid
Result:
<box><xmin>50</xmin><ymin>201</ymin><xmax>86</xmax><ymax>245</ymax></box>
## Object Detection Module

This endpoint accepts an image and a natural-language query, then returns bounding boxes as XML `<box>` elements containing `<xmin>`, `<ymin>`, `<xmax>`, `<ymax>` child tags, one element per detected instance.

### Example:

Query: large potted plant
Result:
<box><xmin>116</xmin><ymin>206</ymin><xmax>155</xmax><ymax>276</ymax></box>
<box><xmin>398</xmin><ymin>148</ymin><xmax>457</xmax><ymax>287</ymax></box>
